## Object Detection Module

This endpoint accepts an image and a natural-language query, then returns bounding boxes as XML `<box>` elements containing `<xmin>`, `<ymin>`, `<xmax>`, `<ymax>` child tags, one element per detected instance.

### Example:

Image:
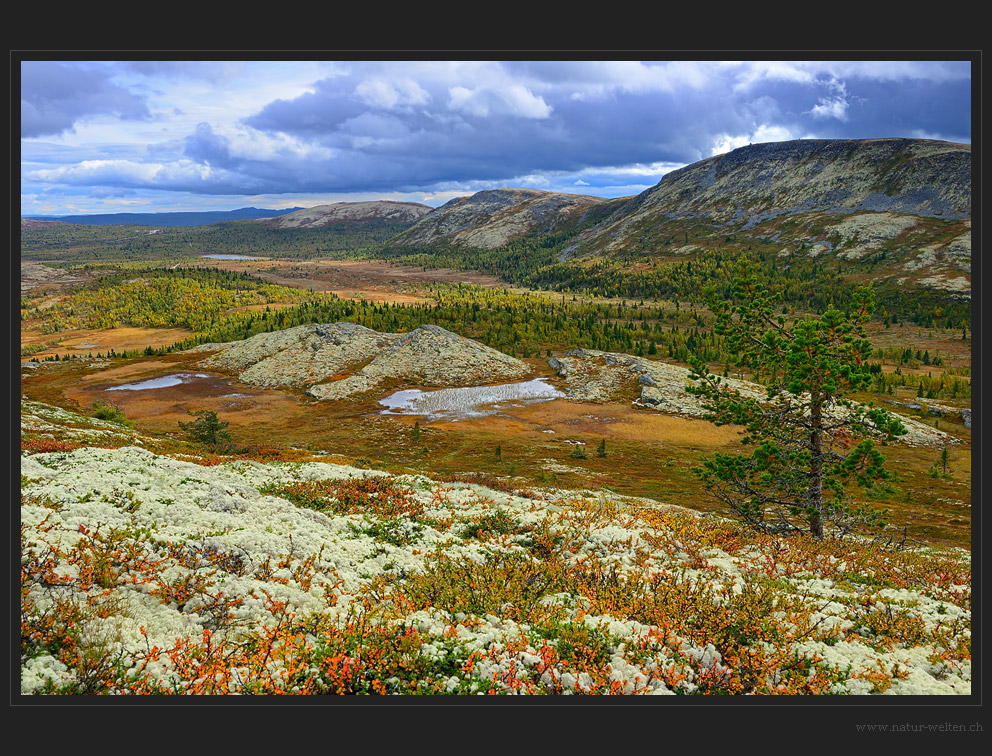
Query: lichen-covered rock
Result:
<box><xmin>197</xmin><ymin>323</ymin><xmax>531</xmax><ymax>400</ymax></box>
<box><xmin>549</xmin><ymin>350</ymin><xmax>957</xmax><ymax>447</ymax></box>
<box><xmin>19</xmin><ymin>437</ymin><xmax>971</xmax><ymax>696</ymax></box>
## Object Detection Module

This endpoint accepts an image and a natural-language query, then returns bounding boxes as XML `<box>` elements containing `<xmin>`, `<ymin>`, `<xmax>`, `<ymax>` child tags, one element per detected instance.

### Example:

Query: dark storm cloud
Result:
<box><xmin>21</xmin><ymin>61</ymin><xmax>151</xmax><ymax>138</ymax></box>
<box><xmin>119</xmin><ymin>61</ymin><xmax>240</xmax><ymax>83</ymax></box>
<box><xmin>246</xmin><ymin>80</ymin><xmax>371</xmax><ymax>137</ymax></box>
<box><xmin>802</xmin><ymin>77</ymin><xmax>971</xmax><ymax>141</ymax></box>
<box><xmin>21</xmin><ymin>60</ymin><xmax>972</xmax><ymax>212</ymax></box>
<box><xmin>233</xmin><ymin>69</ymin><xmax>756</xmax><ymax>192</ymax></box>
<box><xmin>183</xmin><ymin>123</ymin><xmax>237</xmax><ymax>167</ymax></box>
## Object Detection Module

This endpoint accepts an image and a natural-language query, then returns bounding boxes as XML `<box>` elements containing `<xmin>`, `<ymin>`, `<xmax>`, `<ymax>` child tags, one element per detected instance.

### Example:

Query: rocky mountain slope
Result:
<box><xmin>389</xmin><ymin>188</ymin><xmax>616</xmax><ymax>250</ymax></box>
<box><xmin>567</xmin><ymin>138</ymin><xmax>971</xmax><ymax>295</ymax></box>
<box><xmin>579</xmin><ymin>138</ymin><xmax>969</xmax><ymax>241</ymax></box>
<box><xmin>195</xmin><ymin>322</ymin><xmax>532</xmax><ymax>400</ymax></box>
<box><xmin>379</xmin><ymin>139</ymin><xmax>970</xmax><ymax>298</ymax></box>
<box><xmin>259</xmin><ymin>201</ymin><xmax>432</xmax><ymax>229</ymax></box>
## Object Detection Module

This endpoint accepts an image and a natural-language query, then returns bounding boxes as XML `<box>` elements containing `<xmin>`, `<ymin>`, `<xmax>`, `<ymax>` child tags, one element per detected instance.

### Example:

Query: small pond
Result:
<box><xmin>107</xmin><ymin>373</ymin><xmax>212</xmax><ymax>391</ymax></box>
<box><xmin>379</xmin><ymin>378</ymin><xmax>564</xmax><ymax>421</ymax></box>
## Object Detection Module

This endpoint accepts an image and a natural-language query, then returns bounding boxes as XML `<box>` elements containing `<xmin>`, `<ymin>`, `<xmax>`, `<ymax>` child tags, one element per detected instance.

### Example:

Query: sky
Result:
<box><xmin>19</xmin><ymin>58</ymin><xmax>973</xmax><ymax>216</ymax></box>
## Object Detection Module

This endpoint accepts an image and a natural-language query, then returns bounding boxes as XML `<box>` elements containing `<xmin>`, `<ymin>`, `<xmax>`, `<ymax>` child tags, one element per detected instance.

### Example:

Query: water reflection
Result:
<box><xmin>379</xmin><ymin>378</ymin><xmax>563</xmax><ymax>421</ymax></box>
<box><xmin>107</xmin><ymin>373</ymin><xmax>211</xmax><ymax>391</ymax></box>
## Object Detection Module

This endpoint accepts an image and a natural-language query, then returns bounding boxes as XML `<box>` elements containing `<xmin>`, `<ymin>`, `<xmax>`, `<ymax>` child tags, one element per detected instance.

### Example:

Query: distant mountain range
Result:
<box><xmin>386</xmin><ymin>138</ymin><xmax>971</xmax><ymax>298</ymax></box>
<box><xmin>22</xmin><ymin>207</ymin><xmax>306</xmax><ymax>227</ymax></box>
<box><xmin>19</xmin><ymin>138</ymin><xmax>972</xmax><ymax>300</ymax></box>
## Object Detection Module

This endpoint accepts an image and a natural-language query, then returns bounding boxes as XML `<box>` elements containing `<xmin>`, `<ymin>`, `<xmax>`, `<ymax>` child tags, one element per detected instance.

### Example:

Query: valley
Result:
<box><xmin>18</xmin><ymin>136</ymin><xmax>973</xmax><ymax>697</ymax></box>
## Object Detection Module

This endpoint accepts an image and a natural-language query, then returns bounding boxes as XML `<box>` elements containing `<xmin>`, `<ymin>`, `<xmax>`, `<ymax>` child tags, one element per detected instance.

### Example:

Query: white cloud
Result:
<box><xmin>516</xmin><ymin>174</ymin><xmax>552</xmax><ymax>188</ymax></box>
<box><xmin>711</xmin><ymin>124</ymin><xmax>798</xmax><ymax>156</ymax></box>
<box><xmin>226</xmin><ymin>127</ymin><xmax>336</xmax><ymax>161</ymax></box>
<box><xmin>808</xmin><ymin>96</ymin><xmax>850</xmax><ymax>121</ymax></box>
<box><xmin>710</xmin><ymin>133</ymin><xmax>752</xmax><ymax>155</ymax></box>
<box><xmin>29</xmin><ymin>158</ymin><xmax>214</xmax><ymax>186</ymax></box>
<box><xmin>448</xmin><ymin>84</ymin><xmax>552</xmax><ymax>119</ymax></box>
<box><xmin>355</xmin><ymin>78</ymin><xmax>430</xmax><ymax>109</ymax></box>
<box><xmin>727</xmin><ymin>61</ymin><xmax>818</xmax><ymax>92</ymax></box>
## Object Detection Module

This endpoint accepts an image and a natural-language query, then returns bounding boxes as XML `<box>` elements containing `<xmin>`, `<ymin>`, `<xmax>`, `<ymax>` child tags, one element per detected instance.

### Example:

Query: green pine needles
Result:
<box><xmin>687</xmin><ymin>258</ymin><xmax>907</xmax><ymax>539</ymax></box>
<box><xmin>178</xmin><ymin>410</ymin><xmax>233</xmax><ymax>452</ymax></box>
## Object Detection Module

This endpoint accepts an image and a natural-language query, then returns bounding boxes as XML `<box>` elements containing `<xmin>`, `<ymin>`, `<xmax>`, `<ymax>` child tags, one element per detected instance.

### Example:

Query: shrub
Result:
<box><xmin>91</xmin><ymin>401</ymin><xmax>133</xmax><ymax>427</ymax></box>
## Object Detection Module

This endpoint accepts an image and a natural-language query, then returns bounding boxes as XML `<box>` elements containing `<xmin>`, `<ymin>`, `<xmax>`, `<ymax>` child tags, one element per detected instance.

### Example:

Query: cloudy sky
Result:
<box><xmin>19</xmin><ymin>58</ymin><xmax>973</xmax><ymax>216</ymax></box>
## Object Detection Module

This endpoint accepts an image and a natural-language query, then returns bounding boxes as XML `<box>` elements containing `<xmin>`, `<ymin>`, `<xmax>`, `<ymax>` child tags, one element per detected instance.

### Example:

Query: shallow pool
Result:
<box><xmin>379</xmin><ymin>378</ymin><xmax>564</xmax><ymax>421</ymax></box>
<box><xmin>107</xmin><ymin>373</ymin><xmax>211</xmax><ymax>391</ymax></box>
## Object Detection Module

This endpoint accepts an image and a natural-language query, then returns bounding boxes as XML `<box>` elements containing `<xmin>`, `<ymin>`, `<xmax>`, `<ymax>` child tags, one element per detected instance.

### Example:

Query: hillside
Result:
<box><xmin>390</xmin><ymin>188</ymin><xmax>618</xmax><ymax>250</ymax></box>
<box><xmin>258</xmin><ymin>201</ymin><xmax>432</xmax><ymax>229</ymax></box>
<box><xmin>377</xmin><ymin>139</ymin><xmax>971</xmax><ymax>304</ymax></box>
<box><xmin>567</xmin><ymin>139</ymin><xmax>970</xmax><ymax>294</ymax></box>
<box><xmin>20</xmin><ymin>202</ymin><xmax>429</xmax><ymax>263</ymax></box>
<box><xmin>19</xmin><ymin>400</ymin><xmax>973</xmax><ymax>695</ymax></box>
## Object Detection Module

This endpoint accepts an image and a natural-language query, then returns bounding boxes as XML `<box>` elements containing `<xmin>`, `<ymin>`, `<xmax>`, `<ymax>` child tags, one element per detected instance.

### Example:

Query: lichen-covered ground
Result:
<box><xmin>20</xmin><ymin>401</ymin><xmax>970</xmax><ymax>696</ymax></box>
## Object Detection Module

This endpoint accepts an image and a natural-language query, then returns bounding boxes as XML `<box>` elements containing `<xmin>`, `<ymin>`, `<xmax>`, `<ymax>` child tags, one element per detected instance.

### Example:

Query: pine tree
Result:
<box><xmin>687</xmin><ymin>259</ymin><xmax>906</xmax><ymax>539</ymax></box>
<box><xmin>178</xmin><ymin>410</ymin><xmax>233</xmax><ymax>452</ymax></box>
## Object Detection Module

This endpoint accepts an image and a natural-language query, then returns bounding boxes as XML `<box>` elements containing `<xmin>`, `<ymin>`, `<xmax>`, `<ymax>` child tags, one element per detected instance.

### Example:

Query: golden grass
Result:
<box><xmin>22</xmin><ymin>350</ymin><xmax>972</xmax><ymax>548</ymax></box>
<box><xmin>194</xmin><ymin>258</ymin><xmax>504</xmax><ymax>300</ymax></box>
<box><xmin>20</xmin><ymin>326</ymin><xmax>194</xmax><ymax>362</ymax></box>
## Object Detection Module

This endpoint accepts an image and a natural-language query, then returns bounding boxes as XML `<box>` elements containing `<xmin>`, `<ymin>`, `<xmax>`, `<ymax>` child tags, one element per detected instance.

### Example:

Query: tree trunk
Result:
<box><xmin>808</xmin><ymin>393</ymin><xmax>824</xmax><ymax>538</ymax></box>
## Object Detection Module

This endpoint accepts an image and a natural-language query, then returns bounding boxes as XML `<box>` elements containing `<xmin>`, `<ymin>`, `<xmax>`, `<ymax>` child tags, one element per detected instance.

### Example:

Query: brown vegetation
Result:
<box><xmin>22</xmin><ymin>349</ymin><xmax>970</xmax><ymax>548</ymax></box>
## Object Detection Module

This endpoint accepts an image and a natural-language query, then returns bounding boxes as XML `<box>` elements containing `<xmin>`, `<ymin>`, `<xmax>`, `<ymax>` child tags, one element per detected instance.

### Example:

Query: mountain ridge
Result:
<box><xmin>257</xmin><ymin>201</ymin><xmax>432</xmax><ymax>229</ymax></box>
<box><xmin>22</xmin><ymin>206</ymin><xmax>305</xmax><ymax>227</ymax></box>
<box><xmin>379</xmin><ymin>138</ymin><xmax>971</xmax><ymax>299</ymax></box>
<box><xmin>391</xmin><ymin>188</ymin><xmax>619</xmax><ymax>250</ymax></box>
<box><xmin>568</xmin><ymin>138</ymin><xmax>970</xmax><ymax>257</ymax></box>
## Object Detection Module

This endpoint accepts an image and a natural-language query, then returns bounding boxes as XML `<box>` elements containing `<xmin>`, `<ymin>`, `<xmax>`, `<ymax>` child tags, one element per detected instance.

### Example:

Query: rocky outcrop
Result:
<box><xmin>390</xmin><ymin>188</ymin><xmax>610</xmax><ymax>250</ymax></box>
<box><xmin>548</xmin><ymin>349</ymin><xmax>764</xmax><ymax>415</ymax></box>
<box><xmin>197</xmin><ymin>323</ymin><xmax>394</xmax><ymax>388</ymax></box>
<box><xmin>549</xmin><ymin>349</ymin><xmax>957</xmax><ymax>447</ymax></box>
<box><xmin>195</xmin><ymin>323</ymin><xmax>531</xmax><ymax>400</ymax></box>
